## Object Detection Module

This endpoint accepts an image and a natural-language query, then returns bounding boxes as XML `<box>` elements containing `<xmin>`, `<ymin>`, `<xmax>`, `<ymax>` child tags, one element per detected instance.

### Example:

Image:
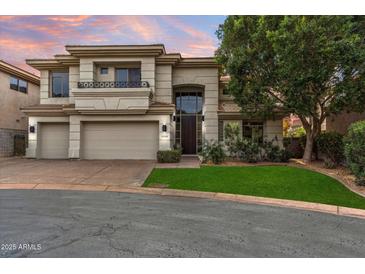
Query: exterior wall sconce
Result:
<box><xmin>162</xmin><ymin>124</ymin><xmax>167</xmax><ymax>132</ymax></box>
<box><xmin>202</xmin><ymin>115</ymin><xmax>205</xmax><ymax>122</ymax></box>
<box><xmin>29</xmin><ymin>126</ymin><xmax>35</xmax><ymax>133</ymax></box>
<box><xmin>173</xmin><ymin>115</ymin><xmax>176</xmax><ymax>122</ymax></box>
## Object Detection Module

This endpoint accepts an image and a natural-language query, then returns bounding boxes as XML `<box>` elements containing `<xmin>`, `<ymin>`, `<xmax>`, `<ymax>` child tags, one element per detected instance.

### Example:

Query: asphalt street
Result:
<box><xmin>0</xmin><ymin>190</ymin><xmax>364</xmax><ymax>257</ymax></box>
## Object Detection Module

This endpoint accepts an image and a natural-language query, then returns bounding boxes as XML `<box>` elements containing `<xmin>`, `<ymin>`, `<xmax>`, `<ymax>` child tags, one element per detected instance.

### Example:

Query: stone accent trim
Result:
<box><xmin>0</xmin><ymin>128</ymin><xmax>27</xmax><ymax>157</ymax></box>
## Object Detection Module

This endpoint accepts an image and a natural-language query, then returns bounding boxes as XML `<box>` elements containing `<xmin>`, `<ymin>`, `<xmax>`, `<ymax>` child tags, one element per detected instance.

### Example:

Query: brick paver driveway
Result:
<box><xmin>0</xmin><ymin>158</ymin><xmax>155</xmax><ymax>187</ymax></box>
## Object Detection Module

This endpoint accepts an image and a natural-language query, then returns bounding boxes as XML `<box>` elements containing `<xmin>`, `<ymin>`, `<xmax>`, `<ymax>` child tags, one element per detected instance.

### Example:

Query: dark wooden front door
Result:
<box><xmin>181</xmin><ymin>115</ymin><xmax>196</xmax><ymax>154</ymax></box>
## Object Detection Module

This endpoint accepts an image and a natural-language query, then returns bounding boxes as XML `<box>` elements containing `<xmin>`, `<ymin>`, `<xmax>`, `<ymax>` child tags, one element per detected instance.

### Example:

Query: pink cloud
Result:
<box><xmin>161</xmin><ymin>16</ymin><xmax>217</xmax><ymax>57</ymax></box>
<box><xmin>47</xmin><ymin>15</ymin><xmax>90</xmax><ymax>23</ymax></box>
<box><xmin>0</xmin><ymin>16</ymin><xmax>16</xmax><ymax>21</ymax></box>
<box><xmin>0</xmin><ymin>16</ymin><xmax>220</xmax><ymax>74</ymax></box>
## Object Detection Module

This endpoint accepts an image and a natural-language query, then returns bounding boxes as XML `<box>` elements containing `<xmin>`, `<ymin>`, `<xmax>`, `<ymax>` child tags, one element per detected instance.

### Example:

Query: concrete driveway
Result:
<box><xmin>0</xmin><ymin>158</ymin><xmax>154</xmax><ymax>187</ymax></box>
<box><xmin>1</xmin><ymin>189</ymin><xmax>365</xmax><ymax>257</ymax></box>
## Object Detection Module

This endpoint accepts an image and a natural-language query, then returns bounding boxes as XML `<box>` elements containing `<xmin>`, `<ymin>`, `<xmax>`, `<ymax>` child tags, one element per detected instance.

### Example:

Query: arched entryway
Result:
<box><xmin>174</xmin><ymin>85</ymin><xmax>204</xmax><ymax>154</ymax></box>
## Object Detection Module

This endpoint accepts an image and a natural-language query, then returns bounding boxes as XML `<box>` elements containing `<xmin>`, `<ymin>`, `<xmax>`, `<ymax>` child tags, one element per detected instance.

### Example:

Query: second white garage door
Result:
<box><xmin>82</xmin><ymin>122</ymin><xmax>159</xmax><ymax>160</ymax></box>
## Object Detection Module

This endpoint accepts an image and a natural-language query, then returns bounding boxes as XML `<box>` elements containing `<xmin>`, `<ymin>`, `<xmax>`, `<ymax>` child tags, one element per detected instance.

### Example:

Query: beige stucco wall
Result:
<box><xmin>326</xmin><ymin>111</ymin><xmax>365</xmax><ymax>134</ymax></box>
<box><xmin>0</xmin><ymin>70</ymin><xmax>40</xmax><ymax>130</ymax></box>
<box><xmin>73</xmin><ymin>89</ymin><xmax>151</xmax><ymax>112</ymax></box>
<box><xmin>68</xmin><ymin>66</ymin><xmax>79</xmax><ymax>104</ymax></box>
<box><xmin>264</xmin><ymin>119</ymin><xmax>283</xmax><ymax>148</ymax></box>
<box><xmin>172</xmin><ymin>67</ymin><xmax>219</xmax><ymax>142</ymax></box>
<box><xmin>26</xmin><ymin>114</ymin><xmax>172</xmax><ymax>159</ymax></box>
<box><xmin>155</xmin><ymin>65</ymin><xmax>172</xmax><ymax>104</ymax></box>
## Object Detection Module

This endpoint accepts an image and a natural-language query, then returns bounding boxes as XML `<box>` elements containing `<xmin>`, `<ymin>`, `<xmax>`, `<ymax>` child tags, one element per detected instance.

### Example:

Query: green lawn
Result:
<box><xmin>143</xmin><ymin>166</ymin><xmax>365</xmax><ymax>209</ymax></box>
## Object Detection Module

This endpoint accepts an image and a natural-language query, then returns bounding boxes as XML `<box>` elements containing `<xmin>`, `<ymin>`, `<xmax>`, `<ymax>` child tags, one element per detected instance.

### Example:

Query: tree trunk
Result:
<box><xmin>302</xmin><ymin>133</ymin><xmax>314</xmax><ymax>163</ymax></box>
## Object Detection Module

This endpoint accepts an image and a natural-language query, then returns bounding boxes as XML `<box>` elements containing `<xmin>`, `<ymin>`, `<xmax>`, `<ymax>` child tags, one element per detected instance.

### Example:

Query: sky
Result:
<box><xmin>0</xmin><ymin>15</ymin><xmax>225</xmax><ymax>75</ymax></box>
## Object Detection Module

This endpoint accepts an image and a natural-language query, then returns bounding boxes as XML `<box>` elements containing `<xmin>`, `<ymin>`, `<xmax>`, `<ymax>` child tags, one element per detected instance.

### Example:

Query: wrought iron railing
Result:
<box><xmin>77</xmin><ymin>81</ymin><xmax>150</xmax><ymax>88</ymax></box>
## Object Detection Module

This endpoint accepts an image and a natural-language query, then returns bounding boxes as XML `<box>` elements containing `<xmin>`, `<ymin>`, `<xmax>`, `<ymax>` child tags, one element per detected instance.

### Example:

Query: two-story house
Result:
<box><xmin>22</xmin><ymin>44</ymin><xmax>283</xmax><ymax>160</ymax></box>
<box><xmin>0</xmin><ymin>60</ymin><xmax>40</xmax><ymax>157</ymax></box>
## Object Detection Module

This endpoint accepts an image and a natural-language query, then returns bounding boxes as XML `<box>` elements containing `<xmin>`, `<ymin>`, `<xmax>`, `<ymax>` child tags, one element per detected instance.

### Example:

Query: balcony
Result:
<box><xmin>77</xmin><ymin>81</ymin><xmax>150</xmax><ymax>89</ymax></box>
<box><xmin>72</xmin><ymin>81</ymin><xmax>152</xmax><ymax>114</ymax></box>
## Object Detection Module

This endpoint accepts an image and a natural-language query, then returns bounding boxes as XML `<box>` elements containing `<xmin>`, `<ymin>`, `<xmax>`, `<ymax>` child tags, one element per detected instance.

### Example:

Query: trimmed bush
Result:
<box><xmin>262</xmin><ymin>140</ymin><xmax>291</xmax><ymax>163</ymax></box>
<box><xmin>316</xmin><ymin>132</ymin><xmax>344</xmax><ymax>167</ymax></box>
<box><xmin>279</xmin><ymin>149</ymin><xmax>292</xmax><ymax>163</ymax></box>
<box><xmin>344</xmin><ymin>120</ymin><xmax>365</xmax><ymax>186</ymax></box>
<box><xmin>283</xmin><ymin>137</ymin><xmax>304</xmax><ymax>158</ymax></box>
<box><xmin>157</xmin><ymin>149</ymin><xmax>182</xmax><ymax>163</ymax></box>
<box><xmin>237</xmin><ymin>138</ymin><xmax>260</xmax><ymax>163</ymax></box>
<box><xmin>324</xmin><ymin>158</ymin><xmax>337</xmax><ymax>169</ymax></box>
<box><xmin>201</xmin><ymin>140</ymin><xmax>226</xmax><ymax>164</ymax></box>
<box><xmin>224</xmin><ymin>122</ymin><xmax>241</xmax><ymax>159</ymax></box>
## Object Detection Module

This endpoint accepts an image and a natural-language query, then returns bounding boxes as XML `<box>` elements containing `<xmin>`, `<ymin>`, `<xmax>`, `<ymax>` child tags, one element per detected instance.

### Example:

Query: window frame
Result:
<box><xmin>9</xmin><ymin>75</ymin><xmax>28</xmax><ymax>93</ymax></box>
<box><xmin>115</xmin><ymin>67</ymin><xmax>141</xmax><ymax>82</ymax></box>
<box><xmin>242</xmin><ymin>122</ymin><xmax>264</xmax><ymax>144</ymax></box>
<box><xmin>100</xmin><ymin>67</ymin><xmax>108</xmax><ymax>75</ymax></box>
<box><xmin>50</xmin><ymin>71</ymin><xmax>69</xmax><ymax>98</ymax></box>
<box><xmin>18</xmin><ymin>79</ymin><xmax>28</xmax><ymax>93</ymax></box>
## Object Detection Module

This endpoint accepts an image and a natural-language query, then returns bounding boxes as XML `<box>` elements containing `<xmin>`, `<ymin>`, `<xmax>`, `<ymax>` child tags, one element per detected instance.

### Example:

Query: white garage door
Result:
<box><xmin>39</xmin><ymin>123</ymin><xmax>69</xmax><ymax>159</ymax></box>
<box><xmin>82</xmin><ymin>122</ymin><xmax>159</xmax><ymax>160</ymax></box>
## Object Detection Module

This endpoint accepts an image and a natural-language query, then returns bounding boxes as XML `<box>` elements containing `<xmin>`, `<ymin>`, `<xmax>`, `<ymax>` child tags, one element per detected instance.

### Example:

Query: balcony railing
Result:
<box><xmin>77</xmin><ymin>81</ymin><xmax>150</xmax><ymax>89</ymax></box>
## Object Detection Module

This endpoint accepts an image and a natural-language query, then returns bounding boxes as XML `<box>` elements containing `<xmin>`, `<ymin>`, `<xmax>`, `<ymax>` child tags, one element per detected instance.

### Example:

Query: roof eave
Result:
<box><xmin>65</xmin><ymin>44</ymin><xmax>166</xmax><ymax>57</ymax></box>
<box><xmin>0</xmin><ymin>60</ymin><xmax>40</xmax><ymax>85</ymax></box>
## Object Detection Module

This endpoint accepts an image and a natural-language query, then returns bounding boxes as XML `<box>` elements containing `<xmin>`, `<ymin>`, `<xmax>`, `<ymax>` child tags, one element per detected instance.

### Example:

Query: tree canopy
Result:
<box><xmin>216</xmin><ymin>16</ymin><xmax>365</xmax><ymax>161</ymax></box>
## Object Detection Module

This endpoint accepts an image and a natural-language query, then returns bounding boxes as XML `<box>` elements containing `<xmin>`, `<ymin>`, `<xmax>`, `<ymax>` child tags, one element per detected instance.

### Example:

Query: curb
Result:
<box><xmin>287</xmin><ymin>162</ymin><xmax>365</xmax><ymax>199</ymax></box>
<box><xmin>1</xmin><ymin>183</ymin><xmax>365</xmax><ymax>219</ymax></box>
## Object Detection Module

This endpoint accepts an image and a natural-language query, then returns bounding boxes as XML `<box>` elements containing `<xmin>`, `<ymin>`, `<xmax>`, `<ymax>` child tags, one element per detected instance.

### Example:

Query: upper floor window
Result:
<box><xmin>115</xmin><ymin>68</ymin><xmax>141</xmax><ymax>82</ymax></box>
<box><xmin>100</xmin><ymin>67</ymin><xmax>108</xmax><ymax>75</ymax></box>
<box><xmin>51</xmin><ymin>71</ymin><xmax>69</xmax><ymax>97</ymax></box>
<box><xmin>10</xmin><ymin>76</ymin><xmax>28</xmax><ymax>93</ymax></box>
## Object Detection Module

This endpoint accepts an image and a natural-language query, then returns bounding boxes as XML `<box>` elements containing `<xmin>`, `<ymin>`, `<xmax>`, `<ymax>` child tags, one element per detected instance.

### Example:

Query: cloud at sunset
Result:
<box><xmin>0</xmin><ymin>16</ymin><xmax>224</xmax><ymax>74</ymax></box>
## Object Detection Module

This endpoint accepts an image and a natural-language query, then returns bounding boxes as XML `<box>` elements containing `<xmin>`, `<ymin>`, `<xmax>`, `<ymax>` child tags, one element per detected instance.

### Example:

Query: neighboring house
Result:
<box><xmin>22</xmin><ymin>44</ymin><xmax>283</xmax><ymax>160</ymax></box>
<box><xmin>323</xmin><ymin>111</ymin><xmax>365</xmax><ymax>134</ymax></box>
<box><xmin>286</xmin><ymin>112</ymin><xmax>365</xmax><ymax>136</ymax></box>
<box><xmin>0</xmin><ymin>60</ymin><xmax>40</xmax><ymax>157</ymax></box>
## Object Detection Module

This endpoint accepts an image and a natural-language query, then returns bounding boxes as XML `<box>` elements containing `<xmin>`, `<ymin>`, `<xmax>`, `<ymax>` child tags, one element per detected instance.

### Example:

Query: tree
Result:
<box><xmin>216</xmin><ymin>16</ymin><xmax>365</xmax><ymax>162</ymax></box>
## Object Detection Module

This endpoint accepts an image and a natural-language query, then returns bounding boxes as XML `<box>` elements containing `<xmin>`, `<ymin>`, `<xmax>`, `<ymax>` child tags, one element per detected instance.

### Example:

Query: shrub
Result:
<box><xmin>201</xmin><ymin>140</ymin><xmax>226</xmax><ymax>164</ymax></box>
<box><xmin>316</xmin><ymin>132</ymin><xmax>344</xmax><ymax>166</ymax></box>
<box><xmin>235</xmin><ymin>138</ymin><xmax>260</xmax><ymax>163</ymax></box>
<box><xmin>262</xmin><ymin>140</ymin><xmax>281</xmax><ymax>162</ymax></box>
<box><xmin>324</xmin><ymin>158</ymin><xmax>337</xmax><ymax>169</ymax></box>
<box><xmin>279</xmin><ymin>149</ymin><xmax>292</xmax><ymax>163</ymax></box>
<box><xmin>283</xmin><ymin>137</ymin><xmax>304</xmax><ymax>158</ymax></box>
<box><xmin>344</xmin><ymin>120</ymin><xmax>365</xmax><ymax>186</ymax></box>
<box><xmin>261</xmin><ymin>140</ymin><xmax>291</xmax><ymax>162</ymax></box>
<box><xmin>224</xmin><ymin>122</ymin><xmax>241</xmax><ymax>158</ymax></box>
<box><xmin>288</xmin><ymin>126</ymin><xmax>306</xmax><ymax>138</ymax></box>
<box><xmin>157</xmin><ymin>149</ymin><xmax>182</xmax><ymax>163</ymax></box>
